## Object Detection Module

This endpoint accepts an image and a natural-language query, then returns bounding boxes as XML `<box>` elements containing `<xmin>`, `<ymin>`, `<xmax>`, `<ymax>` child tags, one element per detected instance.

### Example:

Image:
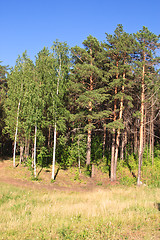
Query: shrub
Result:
<box><xmin>120</xmin><ymin>175</ymin><xmax>137</xmax><ymax>186</ymax></box>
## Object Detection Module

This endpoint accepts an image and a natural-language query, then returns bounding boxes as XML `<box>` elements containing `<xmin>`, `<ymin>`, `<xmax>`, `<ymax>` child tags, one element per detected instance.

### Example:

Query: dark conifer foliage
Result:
<box><xmin>71</xmin><ymin>35</ymin><xmax>111</xmax><ymax>166</ymax></box>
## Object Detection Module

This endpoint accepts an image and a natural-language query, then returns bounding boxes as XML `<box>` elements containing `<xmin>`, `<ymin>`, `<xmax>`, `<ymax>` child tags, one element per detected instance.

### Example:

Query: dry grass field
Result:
<box><xmin>0</xmin><ymin>160</ymin><xmax>160</xmax><ymax>239</ymax></box>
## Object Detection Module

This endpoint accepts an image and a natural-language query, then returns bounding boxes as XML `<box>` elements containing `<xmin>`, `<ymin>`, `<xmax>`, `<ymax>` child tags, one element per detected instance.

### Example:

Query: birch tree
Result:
<box><xmin>5</xmin><ymin>52</ymin><xmax>37</xmax><ymax>167</ymax></box>
<box><xmin>5</xmin><ymin>53</ymin><xmax>26</xmax><ymax>167</ymax></box>
<box><xmin>51</xmin><ymin>41</ymin><xmax>70</xmax><ymax>180</ymax></box>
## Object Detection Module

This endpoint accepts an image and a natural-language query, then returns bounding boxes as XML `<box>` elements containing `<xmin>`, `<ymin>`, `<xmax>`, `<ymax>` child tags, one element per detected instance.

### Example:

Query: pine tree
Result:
<box><xmin>134</xmin><ymin>27</ymin><xmax>160</xmax><ymax>185</ymax></box>
<box><xmin>71</xmin><ymin>35</ymin><xmax>110</xmax><ymax>166</ymax></box>
<box><xmin>103</xmin><ymin>24</ymin><xmax>135</xmax><ymax>181</ymax></box>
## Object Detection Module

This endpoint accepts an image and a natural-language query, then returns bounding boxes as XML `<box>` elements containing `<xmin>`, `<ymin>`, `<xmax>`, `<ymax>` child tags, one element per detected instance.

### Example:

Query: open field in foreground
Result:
<box><xmin>0</xmin><ymin>182</ymin><xmax>160</xmax><ymax>240</ymax></box>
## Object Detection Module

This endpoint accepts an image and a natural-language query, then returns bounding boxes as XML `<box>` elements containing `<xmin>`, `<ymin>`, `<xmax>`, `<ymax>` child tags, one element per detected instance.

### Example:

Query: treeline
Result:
<box><xmin>0</xmin><ymin>25</ymin><xmax>160</xmax><ymax>185</ymax></box>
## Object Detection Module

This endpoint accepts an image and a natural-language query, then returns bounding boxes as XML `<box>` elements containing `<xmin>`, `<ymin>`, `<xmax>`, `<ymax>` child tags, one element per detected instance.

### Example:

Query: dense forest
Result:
<box><xmin>0</xmin><ymin>25</ymin><xmax>160</xmax><ymax>186</ymax></box>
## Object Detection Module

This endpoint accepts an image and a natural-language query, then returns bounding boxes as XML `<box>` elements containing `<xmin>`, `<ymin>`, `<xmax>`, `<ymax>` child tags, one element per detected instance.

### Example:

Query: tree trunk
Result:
<box><xmin>52</xmin><ymin>122</ymin><xmax>57</xmax><ymax>180</ymax></box>
<box><xmin>120</xmin><ymin>130</ymin><xmax>124</xmax><ymax>160</ymax></box>
<box><xmin>137</xmin><ymin>61</ymin><xmax>145</xmax><ymax>186</ymax></box>
<box><xmin>111</xmin><ymin>130</ymin><xmax>115</xmax><ymax>181</ymax></box>
<box><xmin>27</xmin><ymin>138</ymin><xmax>30</xmax><ymax>159</ymax></box>
<box><xmin>78</xmin><ymin>135</ymin><xmax>81</xmax><ymax>173</ymax></box>
<box><xmin>149</xmin><ymin>116</ymin><xmax>152</xmax><ymax>159</ymax></box>
<box><xmin>19</xmin><ymin>142</ymin><xmax>24</xmax><ymax>164</ymax></box>
<box><xmin>134</xmin><ymin>120</ymin><xmax>138</xmax><ymax>155</ymax></box>
<box><xmin>114</xmin><ymin>81</ymin><xmax>124</xmax><ymax>180</ymax></box>
<box><xmin>111</xmin><ymin>60</ymin><xmax>119</xmax><ymax>181</ymax></box>
<box><xmin>110</xmin><ymin>84</ymin><xmax>117</xmax><ymax>181</ymax></box>
<box><xmin>86</xmin><ymin>127</ymin><xmax>92</xmax><ymax>165</ymax></box>
<box><xmin>13</xmin><ymin>100</ymin><xmax>20</xmax><ymax>168</ymax></box>
<box><xmin>91</xmin><ymin>164</ymin><xmax>95</xmax><ymax>178</ymax></box>
<box><xmin>86</xmin><ymin>48</ymin><xmax>93</xmax><ymax>166</ymax></box>
<box><xmin>103</xmin><ymin>123</ymin><xmax>106</xmax><ymax>159</ymax></box>
<box><xmin>48</xmin><ymin>125</ymin><xmax>51</xmax><ymax>148</ymax></box>
<box><xmin>31</xmin><ymin>146</ymin><xmax>34</xmax><ymax>165</ymax></box>
<box><xmin>124</xmin><ymin>127</ymin><xmax>127</xmax><ymax>160</ymax></box>
<box><xmin>114</xmin><ymin>130</ymin><xmax>120</xmax><ymax>180</ymax></box>
<box><xmin>144</xmin><ymin>104</ymin><xmax>147</xmax><ymax>148</ymax></box>
<box><xmin>151</xmin><ymin>97</ymin><xmax>154</xmax><ymax>165</ymax></box>
<box><xmin>25</xmin><ymin>137</ymin><xmax>27</xmax><ymax>158</ymax></box>
<box><xmin>34</xmin><ymin>124</ymin><xmax>37</xmax><ymax>178</ymax></box>
<box><xmin>51</xmin><ymin>56</ymin><xmax>61</xmax><ymax>180</ymax></box>
<box><xmin>24</xmin><ymin>137</ymin><xmax>30</xmax><ymax>161</ymax></box>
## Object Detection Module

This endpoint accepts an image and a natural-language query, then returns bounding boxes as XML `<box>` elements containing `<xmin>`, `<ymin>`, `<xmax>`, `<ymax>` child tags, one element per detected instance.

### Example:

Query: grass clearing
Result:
<box><xmin>0</xmin><ymin>182</ymin><xmax>160</xmax><ymax>239</ymax></box>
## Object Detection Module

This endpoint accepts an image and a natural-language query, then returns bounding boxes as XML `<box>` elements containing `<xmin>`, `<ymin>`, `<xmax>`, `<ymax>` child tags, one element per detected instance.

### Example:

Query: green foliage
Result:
<box><xmin>107</xmin><ymin>119</ymin><xmax>125</xmax><ymax>132</ymax></box>
<box><xmin>1</xmin><ymin>25</ymin><xmax>160</xmax><ymax>187</ymax></box>
<box><xmin>153</xmin><ymin>144</ymin><xmax>160</xmax><ymax>168</ymax></box>
<box><xmin>57</xmin><ymin>132</ymin><xmax>86</xmax><ymax>168</ymax></box>
<box><xmin>31</xmin><ymin>176</ymin><xmax>39</xmax><ymax>181</ymax></box>
<box><xmin>25</xmin><ymin>157</ymin><xmax>33</xmax><ymax>170</ymax></box>
<box><xmin>142</xmin><ymin>166</ymin><xmax>160</xmax><ymax>188</ymax></box>
<box><xmin>140</xmin><ymin>145</ymin><xmax>160</xmax><ymax>187</ymax></box>
<box><xmin>98</xmin><ymin>159</ymin><xmax>110</xmax><ymax>174</ymax></box>
<box><xmin>120</xmin><ymin>175</ymin><xmax>137</xmax><ymax>186</ymax></box>
<box><xmin>91</xmin><ymin>134</ymin><xmax>103</xmax><ymax>163</ymax></box>
<box><xmin>126</xmin><ymin>154</ymin><xmax>138</xmax><ymax>171</ymax></box>
<box><xmin>67</xmin><ymin>146</ymin><xmax>78</xmax><ymax>167</ymax></box>
<box><xmin>84</xmin><ymin>164</ymin><xmax>92</xmax><ymax>177</ymax></box>
<box><xmin>154</xmin><ymin>156</ymin><xmax>160</xmax><ymax>169</ymax></box>
<box><xmin>37</xmin><ymin>146</ymin><xmax>50</xmax><ymax>167</ymax></box>
<box><xmin>117</xmin><ymin>147</ymin><xmax>160</xmax><ymax>187</ymax></box>
<box><xmin>74</xmin><ymin>169</ymin><xmax>81</xmax><ymax>182</ymax></box>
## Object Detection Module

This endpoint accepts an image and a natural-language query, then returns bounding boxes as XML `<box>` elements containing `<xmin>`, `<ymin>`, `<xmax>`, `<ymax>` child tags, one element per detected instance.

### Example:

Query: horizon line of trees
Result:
<box><xmin>0</xmin><ymin>24</ymin><xmax>160</xmax><ymax>186</ymax></box>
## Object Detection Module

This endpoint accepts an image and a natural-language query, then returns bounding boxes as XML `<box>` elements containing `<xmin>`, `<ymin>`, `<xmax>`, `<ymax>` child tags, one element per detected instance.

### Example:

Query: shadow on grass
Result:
<box><xmin>33</xmin><ymin>165</ymin><xmax>60</xmax><ymax>181</ymax></box>
<box><xmin>155</xmin><ymin>203</ymin><xmax>160</xmax><ymax>211</ymax></box>
<box><xmin>37</xmin><ymin>168</ymin><xmax>43</xmax><ymax>177</ymax></box>
<box><xmin>0</xmin><ymin>156</ymin><xmax>11</xmax><ymax>162</ymax></box>
<box><xmin>54</xmin><ymin>167</ymin><xmax>60</xmax><ymax>180</ymax></box>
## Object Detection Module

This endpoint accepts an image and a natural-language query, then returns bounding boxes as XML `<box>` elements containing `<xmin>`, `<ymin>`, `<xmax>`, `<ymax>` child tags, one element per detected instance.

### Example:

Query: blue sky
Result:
<box><xmin>0</xmin><ymin>0</ymin><xmax>160</xmax><ymax>67</ymax></box>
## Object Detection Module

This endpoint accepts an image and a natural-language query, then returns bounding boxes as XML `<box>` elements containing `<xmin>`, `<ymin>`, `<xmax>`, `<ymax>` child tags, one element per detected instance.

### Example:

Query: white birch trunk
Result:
<box><xmin>51</xmin><ymin>56</ymin><xmax>61</xmax><ymax>180</ymax></box>
<box><xmin>34</xmin><ymin>124</ymin><xmax>37</xmax><ymax>178</ymax></box>
<box><xmin>13</xmin><ymin>100</ymin><xmax>20</xmax><ymax>168</ymax></box>
<box><xmin>52</xmin><ymin>122</ymin><xmax>57</xmax><ymax>179</ymax></box>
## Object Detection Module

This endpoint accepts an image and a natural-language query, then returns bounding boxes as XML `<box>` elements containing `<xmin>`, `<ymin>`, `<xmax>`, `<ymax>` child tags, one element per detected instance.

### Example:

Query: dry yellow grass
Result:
<box><xmin>0</xmin><ymin>182</ymin><xmax>160</xmax><ymax>239</ymax></box>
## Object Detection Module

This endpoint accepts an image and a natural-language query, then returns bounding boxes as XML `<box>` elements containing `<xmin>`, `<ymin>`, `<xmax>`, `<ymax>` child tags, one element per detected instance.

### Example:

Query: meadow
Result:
<box><xmin>0</xmin><ymin>182</ymin><xmax>160</xmax><ymax>239</ymax></box>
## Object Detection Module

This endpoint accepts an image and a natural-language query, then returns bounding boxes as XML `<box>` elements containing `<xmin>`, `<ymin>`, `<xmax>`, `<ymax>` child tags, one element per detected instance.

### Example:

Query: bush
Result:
<box><xmin>120</xmin><ymin>175</ymin><xmax>137</xmax><ymax>186</ymax></box>
<box><xmin>142</xmin><ymin>166</ymin><xmax>160</xmax><ymax>188</ymax></box>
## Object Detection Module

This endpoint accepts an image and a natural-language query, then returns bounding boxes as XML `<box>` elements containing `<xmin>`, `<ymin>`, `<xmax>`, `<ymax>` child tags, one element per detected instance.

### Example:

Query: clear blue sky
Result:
<box><xmin>0</xmin><ymin>0</ymin><xmax>160</xmax><ymax>67</ymax></box>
